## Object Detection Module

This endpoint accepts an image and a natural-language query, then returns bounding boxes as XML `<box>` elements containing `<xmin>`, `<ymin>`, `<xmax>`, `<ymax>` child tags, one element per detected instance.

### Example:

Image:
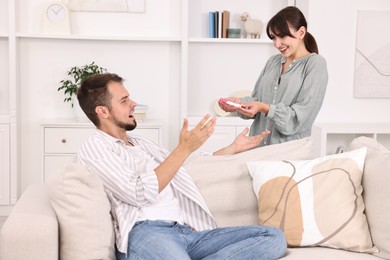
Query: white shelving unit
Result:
<box><xmin>0</xmin><ymin>0</ymin><xmax>17</xmax><ymax>213</ymax></box>
<box><xmin>2</xmin><ymin>0</ymin><xmax>302</xmax><ymax>213</ymax></box>
<box><xmin>312</xmin><ymin>123</ymin><xmax>390</xmax><ymax>157</ymax></box>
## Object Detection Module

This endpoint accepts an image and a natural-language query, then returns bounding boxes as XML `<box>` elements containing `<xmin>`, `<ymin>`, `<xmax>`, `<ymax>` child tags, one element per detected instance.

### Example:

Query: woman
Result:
<box><xmin>219</xmin><ymin>6</ymin><xmax>328</xmax><ymax>147</ymax></box>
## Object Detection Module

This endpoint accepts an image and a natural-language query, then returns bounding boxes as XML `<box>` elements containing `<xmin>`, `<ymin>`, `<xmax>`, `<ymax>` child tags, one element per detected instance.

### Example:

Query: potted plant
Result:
<box><xmin>58</xmin><ymin>62</ymin><xmax>107</xmax><ymax>108</ymax></box>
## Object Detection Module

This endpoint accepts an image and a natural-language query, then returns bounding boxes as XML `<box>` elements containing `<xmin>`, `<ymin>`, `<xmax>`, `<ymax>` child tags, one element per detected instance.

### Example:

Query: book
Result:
<box><xmin>209</xmin><ymin>12</ymin><xmax>215</xmax><ymax>38</ymax></box>
<box><xmin>214</xmin><ymin>11</ymin><xmax>219</xmax><ymax>38</ymax></box>
<box><xmin>218</xmin><ymin>11</ymin><xmax>222</xmax><ymax>38</ymax></box>
<box><xmin>134</xmin><ymin>104</ymin><xmax>148</xmax><ymax>114</ymax></box>
<box><xmin>222</xmin><ymin>10</ymin><xmax>230</xmax><ymax>38</ymax></box>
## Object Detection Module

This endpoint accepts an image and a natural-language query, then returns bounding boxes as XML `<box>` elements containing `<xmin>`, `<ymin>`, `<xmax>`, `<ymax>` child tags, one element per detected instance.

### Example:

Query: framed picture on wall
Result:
<box><xmin>354</xmin><ymin>10</ymin><xmax>390</xmax><ymax>98</ymax></box>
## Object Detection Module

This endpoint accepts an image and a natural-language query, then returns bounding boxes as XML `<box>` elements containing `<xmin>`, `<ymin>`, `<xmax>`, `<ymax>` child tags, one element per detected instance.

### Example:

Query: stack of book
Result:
<box><xmin>209</xmin><ymin>10</ymin><xmax>230</xmax><ymax>38</ymax></box>
<box><xmin>134</xmin><ymin>104</ymin><xmax>148</xmax><ymax>122</ymax></box>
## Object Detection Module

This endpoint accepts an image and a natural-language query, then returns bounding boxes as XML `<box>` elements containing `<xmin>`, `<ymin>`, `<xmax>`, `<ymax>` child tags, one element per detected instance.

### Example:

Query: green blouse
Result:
<box><xmin>240</xmin><ymin>53</ymin><xmax>328</xmax><ymax>147</ymax></box>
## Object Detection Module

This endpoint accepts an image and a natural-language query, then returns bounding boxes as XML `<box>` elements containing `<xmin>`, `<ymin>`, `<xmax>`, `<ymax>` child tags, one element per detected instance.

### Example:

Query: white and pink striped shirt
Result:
<box><xmin>77</xmin><ymin>129</ymin><xmax>217</xmax><ymax>254</ymax></box>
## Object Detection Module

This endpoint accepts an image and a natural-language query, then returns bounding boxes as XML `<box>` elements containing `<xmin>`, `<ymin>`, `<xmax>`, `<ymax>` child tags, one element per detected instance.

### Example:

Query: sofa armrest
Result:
<box><xmin>0</xmin><ymin>183</ymin><xmax>59</xmax><ymax>260</ymax></box>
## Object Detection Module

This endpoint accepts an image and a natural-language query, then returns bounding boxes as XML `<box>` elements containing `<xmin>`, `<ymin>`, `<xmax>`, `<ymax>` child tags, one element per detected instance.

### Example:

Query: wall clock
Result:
<box><xmin>42</xmin><ymin>2</ymin><xmax>71</xmax><ymax>34</ymax></box>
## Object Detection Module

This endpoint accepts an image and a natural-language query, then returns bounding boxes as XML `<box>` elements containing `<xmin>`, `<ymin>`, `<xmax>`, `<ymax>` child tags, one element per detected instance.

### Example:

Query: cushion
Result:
<box><xmin>247</xmin><ymin>148</ymin><xmax>377</xmax><ymax>253</ymax></box>
<box><xmin>184</xmin><ymin>137</ymin><xmax>313</xmax><ymax>227</ymax></box>
<box><xmin>47</xmin><ymin>163</ymin><xmax>115</xmax><ymax>260</ymax></box>
<box><xmin>348</xmin><ymin>136</ymin><xmax>390</xmax><ymax>259</ymax></box>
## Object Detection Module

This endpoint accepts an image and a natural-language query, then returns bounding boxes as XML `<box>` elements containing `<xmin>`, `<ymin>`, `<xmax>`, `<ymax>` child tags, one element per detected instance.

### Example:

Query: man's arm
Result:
<box><xmin>154</xmin><ymin>114</ymin><xmax>216</xmax><ymax>192</ymax></box>
<box><xmin>213</xmin><ymin>128</ymin><xmax>270</xmax><ymax>156</ymax></box>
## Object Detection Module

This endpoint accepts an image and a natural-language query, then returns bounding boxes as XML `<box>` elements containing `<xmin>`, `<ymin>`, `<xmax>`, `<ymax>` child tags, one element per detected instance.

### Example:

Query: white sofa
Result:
<box><xmin>1</xmin><ymin>136</ymin><xmax>389</xmax><ymax>260</ymax></box>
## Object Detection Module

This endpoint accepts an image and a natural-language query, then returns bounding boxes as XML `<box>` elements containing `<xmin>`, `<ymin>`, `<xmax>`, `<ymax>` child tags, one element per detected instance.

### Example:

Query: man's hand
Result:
<box><xmin>154</xmin><ymin>114</ymin><xmax>216</xmax><ymax>192</ymax></box>
<box><xmin>213</xmin><ymin>128</ymin><xmax>270</xmax><ymax>156</ymax></box>
<box><xmin>178</xmin><ymin>114</ymin><xmax>216</xmax><ymax>155</ymax></box>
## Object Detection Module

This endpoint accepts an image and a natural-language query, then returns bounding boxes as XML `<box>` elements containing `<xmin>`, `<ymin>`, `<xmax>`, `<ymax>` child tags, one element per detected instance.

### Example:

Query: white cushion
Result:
<box><xmin>247</xmin><ymin>148</ymin><xmax>376</xmax><ymax>253</ymax></box>
<box><xmin>47</xmin><ymin>163</ymin><xmax>115</xmax><ymax>260</ymax></box>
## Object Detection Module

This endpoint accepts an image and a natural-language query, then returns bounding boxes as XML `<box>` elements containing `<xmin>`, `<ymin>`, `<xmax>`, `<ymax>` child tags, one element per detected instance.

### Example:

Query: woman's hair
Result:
<box><xmin>77</xmin><ymin>73</ymin><xmax>123</xmax><ymax>127</ymax></box>
<box><xmin>266</xmin><ymin>6</ymin><xmax>318</xmax><ymax>54</ymax></box>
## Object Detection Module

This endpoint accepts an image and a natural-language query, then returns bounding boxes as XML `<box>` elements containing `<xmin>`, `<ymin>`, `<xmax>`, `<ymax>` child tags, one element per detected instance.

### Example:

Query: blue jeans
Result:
<box><xmin>116</xmin><ymin>220</ymin><xmax>287</xmax><ymax>260</ymax></box>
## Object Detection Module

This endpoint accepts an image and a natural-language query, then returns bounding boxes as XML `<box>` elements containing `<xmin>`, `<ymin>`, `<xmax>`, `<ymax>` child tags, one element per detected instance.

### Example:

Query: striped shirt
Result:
<box><xmin>240</xmin><ymin>53</ymin><xmax>328</xmax><ymax>146</ymax></box>
<box><xmin>76</xmin><ymin>129</ymin><xmax>217</xmax><ymax>254</ymax></box>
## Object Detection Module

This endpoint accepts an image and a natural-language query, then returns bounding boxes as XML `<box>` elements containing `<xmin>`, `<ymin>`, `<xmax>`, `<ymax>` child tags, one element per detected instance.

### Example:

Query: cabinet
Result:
<box><xmin>42</xmin><ymin>119</ymin><xmax>163</xmax><ymax>181</ymax></box>
<box><xmin>311</xmin><ymin>123</ymin><xmax>390</xmax><ymax>157</ymax></box>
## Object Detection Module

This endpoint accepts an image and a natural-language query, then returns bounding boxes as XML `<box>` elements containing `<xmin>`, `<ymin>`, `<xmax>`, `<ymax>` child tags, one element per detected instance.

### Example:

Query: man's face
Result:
<box><xmin>107</xmin><ymin>81</ymin><xmax>137</xmax><ymax>131</ymax></box>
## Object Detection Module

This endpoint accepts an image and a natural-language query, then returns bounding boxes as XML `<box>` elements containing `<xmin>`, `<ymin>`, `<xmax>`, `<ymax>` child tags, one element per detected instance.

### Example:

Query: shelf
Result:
<box><xmin>187</xmin><ymin>0</ymin><xmax>289</xmax><ymax>39</ymax></box>
<box><xmin>16</xmin><ymin>33</ymin><xmax>181</xmax><ymax>42</ymax></box>
<box><xmin>312</xmin><ymin>123</ymin><xmax>390</xmax><ymax>157</ymax></box>
<box><xmin>189</xmin><ymin>38</ymin><xmax>272</xmax><ymax>44</ymax></box>
<box><xmin>313</xmin><ymin>122</ymin><xmax>390</xmax><ymax>134</ymax></box>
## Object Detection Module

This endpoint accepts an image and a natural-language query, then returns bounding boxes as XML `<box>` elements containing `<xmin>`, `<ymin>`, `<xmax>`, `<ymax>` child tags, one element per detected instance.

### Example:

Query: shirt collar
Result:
<box><xmin>279</xmin><ymin>52</ymin><xmax>316</xmax><ymax>64</ymax></box>
<box><xmin>95</xmin><ymin>129</ymin><xmax>128</xmax><ymax>145</ymax></box>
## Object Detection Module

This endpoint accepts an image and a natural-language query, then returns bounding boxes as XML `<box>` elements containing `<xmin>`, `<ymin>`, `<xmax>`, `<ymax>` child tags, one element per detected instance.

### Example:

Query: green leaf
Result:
<box><xmin>58</xmin><ymin>62</ymin><xmax>108</xmax><ymax>106</ymax></box>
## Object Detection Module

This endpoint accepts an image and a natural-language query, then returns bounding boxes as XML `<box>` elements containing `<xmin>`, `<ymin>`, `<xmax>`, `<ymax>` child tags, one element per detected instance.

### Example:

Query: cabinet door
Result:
<box><xmin>44</xmin><ymin>127</ymin><xmax>96</xmax><ymax>154</ymax></box>
<box><xmin>0</xmin><ymin>124</ymin><xmax>10</xmax><ymax>205</ymax></box>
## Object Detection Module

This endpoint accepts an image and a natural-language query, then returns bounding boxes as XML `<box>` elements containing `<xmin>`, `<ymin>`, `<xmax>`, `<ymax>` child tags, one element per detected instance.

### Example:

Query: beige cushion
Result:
<box><xmin>0</xmin><ymin>184</ymin><xmax>59</xmax><ymax>260</ymax></box>
<box><xmin>47</xmin><ymin>163</ymin><xmax>115</xmax><ymax>260</ymax></box>
<box><xmin>184</xmin><ymin>137</ymin><xmax>313</xmax><ymax>227</ymax></box>
<box><xmin>247</xmin><ymin>148</ymin><xmax>377</xmax><ymax>253</ymax></box>
<box><xmin>348</xmin><ymin>137</ymin><xmax>390</xmax><ymax>259</ymax></box>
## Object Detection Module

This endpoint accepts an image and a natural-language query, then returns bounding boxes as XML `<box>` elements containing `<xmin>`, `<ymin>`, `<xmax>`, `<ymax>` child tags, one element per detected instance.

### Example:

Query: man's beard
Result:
<box><xmin>114</xmin><ymin>116</ymin><xmax>137</xmax><ymax>131</ymax></box>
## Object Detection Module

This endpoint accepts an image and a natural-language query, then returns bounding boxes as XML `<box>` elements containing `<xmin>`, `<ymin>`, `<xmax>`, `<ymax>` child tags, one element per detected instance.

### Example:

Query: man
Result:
<box><xmin>76</xmin><ymin>73</ymin><xmax>287</xmax><ymax>259</ymax></box>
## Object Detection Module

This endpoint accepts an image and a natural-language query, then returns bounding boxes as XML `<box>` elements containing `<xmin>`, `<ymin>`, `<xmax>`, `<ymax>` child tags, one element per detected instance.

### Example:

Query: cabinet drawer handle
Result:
<box><xmin>61</xmin><ymin>138</ymin><xmax>67</xmax><ymax>144</ymax></box>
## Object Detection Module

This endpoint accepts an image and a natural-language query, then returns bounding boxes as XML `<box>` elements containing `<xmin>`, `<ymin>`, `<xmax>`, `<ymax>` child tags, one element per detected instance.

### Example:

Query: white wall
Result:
<box><xmin>309</xmin><ymin>0</ymin><xmax>390</xmax><ymax>123</ymax></box>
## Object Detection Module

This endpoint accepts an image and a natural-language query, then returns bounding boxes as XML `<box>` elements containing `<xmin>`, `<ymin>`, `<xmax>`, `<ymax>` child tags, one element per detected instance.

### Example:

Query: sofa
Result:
<box><xmin>1</xmin><ymin>136</ymin><xmax>389</xmax><ymax>260</ymax></box>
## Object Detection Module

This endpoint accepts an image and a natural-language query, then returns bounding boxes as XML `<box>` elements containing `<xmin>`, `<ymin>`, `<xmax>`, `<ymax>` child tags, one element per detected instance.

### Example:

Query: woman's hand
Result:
<box><xmin>218</xmin><ymin>97</ymin><xmax>244</xmax><ymax>112</ymax></box>
<box><xmin>213</xmin><ymin>128</ymin><xmax>270</xmax><ymax>155</ymax></box>
<box><xmin>237</xmin><ymin>101</ymin><xmax>270</xmax><ymax>118</ymax></box>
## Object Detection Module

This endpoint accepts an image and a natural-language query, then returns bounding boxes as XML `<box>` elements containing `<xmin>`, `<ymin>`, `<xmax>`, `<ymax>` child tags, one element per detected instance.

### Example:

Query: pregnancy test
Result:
<box><xmin>219</xmin><ymin>98</ymin><xmax>243</xmax><ymax>108</ymax></box>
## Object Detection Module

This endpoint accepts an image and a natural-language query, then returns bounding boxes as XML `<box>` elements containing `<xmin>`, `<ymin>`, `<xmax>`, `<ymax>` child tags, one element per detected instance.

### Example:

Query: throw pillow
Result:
<box><xmin>348</xmin><ymin>136</ymin><xmax>390</xmax><ymax>259</ymax></box>
<box><xmin>47</xmin><ymin>163</ymin><xmax>115</xmax><ymax>260</ymax></box>
<box><xmin>247</xmin><ymin>148</ymin><xmax>377</xmax><ymax>253</ymax></box>
<box><xmin>184</xmin><ymin>137</ymin><xmax>313</xmax><ymax>227</ymax></box>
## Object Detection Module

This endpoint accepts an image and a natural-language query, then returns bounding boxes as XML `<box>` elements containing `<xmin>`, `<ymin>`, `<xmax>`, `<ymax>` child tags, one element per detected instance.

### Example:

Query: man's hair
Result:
<box><xmin>77</xmin><ymin>73</ymin><xmax>123</xmax><ymax>127</ymax></box>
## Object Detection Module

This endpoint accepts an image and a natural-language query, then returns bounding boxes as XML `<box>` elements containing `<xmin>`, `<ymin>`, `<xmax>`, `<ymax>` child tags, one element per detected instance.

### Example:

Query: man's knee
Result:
<box><xmin>267</xmin><ymin>227</ymin><xmax>287</xmax><ymax>258</ymax></box>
